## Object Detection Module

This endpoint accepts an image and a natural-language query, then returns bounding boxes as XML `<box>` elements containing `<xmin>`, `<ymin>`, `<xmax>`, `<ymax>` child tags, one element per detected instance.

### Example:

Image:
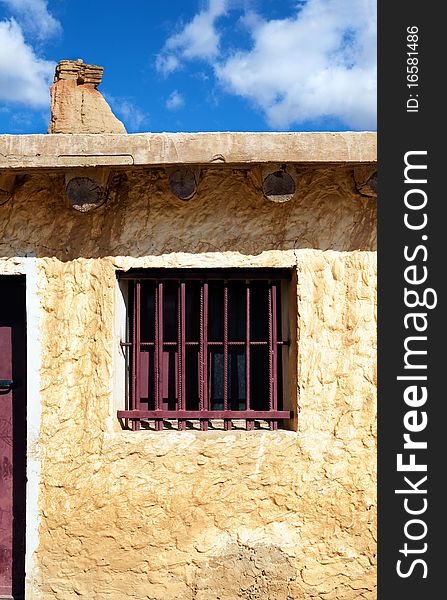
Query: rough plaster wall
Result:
<box><xmin>0</xmin><ymin>166</ymin><xmax>375</xmax><ymax>260</ymax></box>
<box><xmin>0</xmin><ymin>166</ymin><xmax>376</xmax><ymax>599</ymax></box>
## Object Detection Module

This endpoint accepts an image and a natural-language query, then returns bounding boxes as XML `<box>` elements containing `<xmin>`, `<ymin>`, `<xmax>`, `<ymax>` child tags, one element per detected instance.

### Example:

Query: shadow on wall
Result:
<box><xmin>0</xmin><ymin>166</ymin><xmax>376</xmax><ymax>262</ymax></box>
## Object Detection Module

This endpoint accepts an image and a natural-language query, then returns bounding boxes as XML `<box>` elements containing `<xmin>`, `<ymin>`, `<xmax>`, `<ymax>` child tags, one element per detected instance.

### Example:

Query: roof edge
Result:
<box><xmin>0</xmin><ymin>131</ymin><xmax>376</xmax><ymax>170</ymax></box>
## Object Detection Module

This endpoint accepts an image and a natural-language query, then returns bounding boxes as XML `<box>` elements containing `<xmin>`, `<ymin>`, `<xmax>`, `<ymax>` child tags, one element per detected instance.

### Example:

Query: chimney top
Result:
<box><xmin>48</xmin><ymin>59</ymin><xmax>126</xmax><ymax>134</ymax></box>
<box><xmin>53</xmin><ymin>59</ymin><xmax>104</xmax><ymax>88</ymax></box>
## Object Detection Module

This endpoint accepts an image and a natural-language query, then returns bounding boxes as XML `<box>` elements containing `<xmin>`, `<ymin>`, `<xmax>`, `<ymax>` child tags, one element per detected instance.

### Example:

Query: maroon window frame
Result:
<box><xmin>118</xmin><ymin>269</ymin><xmax>292</xmax><ymax>430</ymax></box>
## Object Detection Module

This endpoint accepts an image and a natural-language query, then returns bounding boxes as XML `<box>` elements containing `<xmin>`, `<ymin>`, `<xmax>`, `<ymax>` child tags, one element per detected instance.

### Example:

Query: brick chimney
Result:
<box><xmin>48</xmin><ymin>59</ymin><xmax>126</xmax><ymax>134</ymax></box>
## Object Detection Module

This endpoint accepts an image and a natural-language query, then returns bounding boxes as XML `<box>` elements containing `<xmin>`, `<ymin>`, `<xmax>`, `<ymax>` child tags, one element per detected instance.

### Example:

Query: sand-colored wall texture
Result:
<box><xmin>0</xmin><ymin>164</ymin><xmax>376</xmax><ymax>600</ymax></box>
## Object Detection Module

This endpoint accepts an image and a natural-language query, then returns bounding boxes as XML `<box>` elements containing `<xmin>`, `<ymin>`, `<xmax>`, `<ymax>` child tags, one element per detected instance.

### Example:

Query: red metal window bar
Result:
<box><xmin>118</xmin><ymin>270</ymin><xmax>292</xmax><ymax>430</ymax></box>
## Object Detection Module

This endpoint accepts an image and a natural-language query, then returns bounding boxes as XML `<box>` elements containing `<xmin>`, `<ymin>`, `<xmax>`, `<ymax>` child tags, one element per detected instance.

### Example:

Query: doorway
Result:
<box><xmin>0</xmin><ymin>276</ymin><xmax>26</xmax><ymax>600</ymax></box>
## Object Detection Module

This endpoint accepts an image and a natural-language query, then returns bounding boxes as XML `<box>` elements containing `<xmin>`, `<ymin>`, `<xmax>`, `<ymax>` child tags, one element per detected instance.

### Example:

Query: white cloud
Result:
<box><xmin>105</xmin><ymin>95</ymin><xmax>149</xmax><ymax>132</ymax></box>
<box><xmin>0</xmin><ymin>1</ymin><xmax>60</xmax><ymax>110</ymax></box>
<box><xmin>157</xmin><ymin>0</ymin><xmax>376</xmax><ymax>130</ymax></box>
<box><xmin>166</xmin><ymin>90</ymin><xmax>185</xmax><ymax>110</ymax></box>
<box><xmin>155</xmin><ymin>54</ymin><xmax>180</xmax><ymax>76</ymax></box>
<box><xmin>156</xmin><ymin>0</ymin><xmax>228</xmax><ymax>75</ymax></box>
<box><xmin>0</xmin><ymin>19</ymin><xmax>55</xmax><ymax>107</ymax></box>
<box><xmin>0</xmin><ymin>0</ymin><xmax>61</xmax><ymax>40</ymax></box>
<box><xmin>217</xmin><ymin>0</ymin><xmax>376</xmax><ymax>130</ymax></box>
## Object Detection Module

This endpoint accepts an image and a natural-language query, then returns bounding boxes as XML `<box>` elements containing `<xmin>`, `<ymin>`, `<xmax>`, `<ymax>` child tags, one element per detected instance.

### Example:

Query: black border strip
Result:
<box><xmin>378</xmin><ymin>2</ymin><xmax>443</xmax><ymax>596</ymax></box>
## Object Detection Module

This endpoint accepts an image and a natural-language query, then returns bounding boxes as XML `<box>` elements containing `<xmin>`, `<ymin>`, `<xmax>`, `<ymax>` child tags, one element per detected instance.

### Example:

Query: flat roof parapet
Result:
<box><xmin>0</xmin><ymin>132</ymin><xmax>376</xmax><ymax>171</ymax></box>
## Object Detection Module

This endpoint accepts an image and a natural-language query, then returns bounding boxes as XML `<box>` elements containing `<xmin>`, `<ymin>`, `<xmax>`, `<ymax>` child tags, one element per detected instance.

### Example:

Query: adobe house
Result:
<box><xmin>0</xmin><ymin>61</ymin><xmax>377</xmax><ymax>600</ymax></box>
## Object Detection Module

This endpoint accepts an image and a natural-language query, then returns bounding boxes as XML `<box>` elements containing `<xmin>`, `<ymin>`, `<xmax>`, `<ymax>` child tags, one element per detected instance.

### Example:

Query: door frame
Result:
<box><xmin>0</xmin><ymin>259</ymin><xmax>42</xmax><ymax>599</ymax></box>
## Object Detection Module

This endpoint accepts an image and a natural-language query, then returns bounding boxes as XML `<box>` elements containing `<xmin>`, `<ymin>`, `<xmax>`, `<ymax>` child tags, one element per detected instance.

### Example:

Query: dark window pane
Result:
<box><xmin>139</xmin><ymin>348</ymin><xmax>151</xmax><ymax>406</ymax></box>
<box><xmin>250</xmin><ymin>282</ymin><xmax>269</xmax><ymax>342</ymax></box>
<box><xmin>229</xmin><ymin>349</ymin><xmax>246</xmax><ymax>410</ymax></box>
<box><xmin>140</xmin><ymin>282</ymin><xmax>155</xmax><ymax>343</ymax></box>
<box><xmin>210</xmin><ymin>350</ymin><xmax>224</xmax><ymax>409</ymax></box>
<box><xmin>228</xmin><ymin>283</ymin><xmax>245</xmax><ymax>342</ymax></box>
<box><xmin>276</xmin><ymin>346</ymin><xmax>283</xmax><ymax>411</ymax></box>
<box><xmin>185</xmin><ymin>282</ymin><xmax>200</xmax><ymax>342</ymax></box>
<box><xmin>275</xmin><ymin>286</ymin><xmax>284</xmax><ymax>411</ymax></box>
<box><xmin>250</xmin><ymin>346</ymin><xmax>269</xmax><ymax>410</ymax></box>
<box><xmin>162</xmin><ymin>282</ymin><xmax>178</xmax><ymax>343</ymax></box>
<box><xmin>208</xmin><ymin>283</ymin><xmax>223</xmax><ymax>342</ymax></box>
<box><xmin>210</xmin><ymin>349</ymin><xmax>246</xmax><ymax>410</ymax></box>
<box><xmin>162</xmin><ymin>350</ymin><xmax>178</xmax><ymax>410</ymax></box>
<box><xmin>185</xmin><ymin>347</ymin><xmax>199</xmax><ymax>410</ymax></box>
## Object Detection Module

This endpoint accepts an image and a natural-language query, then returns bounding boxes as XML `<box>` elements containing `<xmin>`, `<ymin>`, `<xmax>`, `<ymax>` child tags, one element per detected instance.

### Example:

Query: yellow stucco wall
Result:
<box><xmin>0</xmin><ymin>164</ymin><xmax>376</xmax><ymax>599</ymax></box>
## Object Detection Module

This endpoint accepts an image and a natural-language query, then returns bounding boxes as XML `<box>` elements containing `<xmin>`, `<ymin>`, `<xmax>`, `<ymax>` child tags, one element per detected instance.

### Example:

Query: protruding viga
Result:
<box><xmin>48</xmin><ymin>59</ymin><xmax>126</xmax><ymax>134</ymax></box>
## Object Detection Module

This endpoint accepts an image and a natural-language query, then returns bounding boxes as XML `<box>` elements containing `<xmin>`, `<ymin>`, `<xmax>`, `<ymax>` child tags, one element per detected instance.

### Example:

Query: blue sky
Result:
<box><xmin>0</xmin><ymin>0</ymin><xmax>376</xmax><ymax>134</ymax></box>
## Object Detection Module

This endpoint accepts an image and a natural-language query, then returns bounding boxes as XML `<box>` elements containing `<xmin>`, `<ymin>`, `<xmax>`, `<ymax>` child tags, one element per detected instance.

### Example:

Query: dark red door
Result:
<box><xmin>0</xmin><ymin>276</ymin><xmax>26</xmax><ymax>600</ymax></box>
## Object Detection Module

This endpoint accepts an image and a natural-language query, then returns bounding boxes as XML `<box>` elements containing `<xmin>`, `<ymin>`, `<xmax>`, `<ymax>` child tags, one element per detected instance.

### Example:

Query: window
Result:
<box><xmin>117</xmin><ymin>269</ymin><xmax>293</xmax><ymax>431</ymax></box>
